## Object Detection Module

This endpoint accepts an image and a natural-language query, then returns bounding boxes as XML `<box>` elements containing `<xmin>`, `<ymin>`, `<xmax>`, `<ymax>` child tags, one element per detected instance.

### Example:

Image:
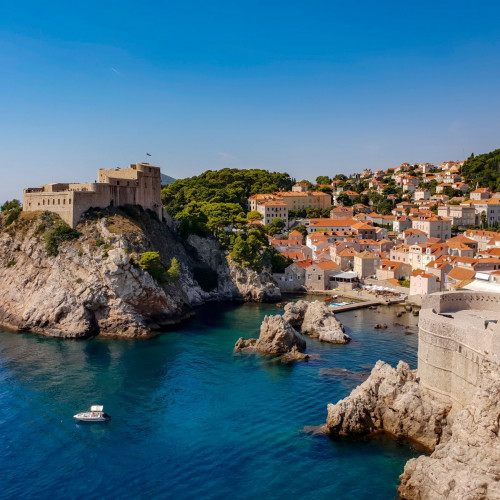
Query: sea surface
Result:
<box><xmin>0</xmin><ymin>301</ymin><xmax>421</xmax><ymax>500</ymax></box>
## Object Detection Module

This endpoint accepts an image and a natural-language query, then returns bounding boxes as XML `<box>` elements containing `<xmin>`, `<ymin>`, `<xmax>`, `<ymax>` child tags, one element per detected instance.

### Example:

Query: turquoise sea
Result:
<box><xmin>0</xmin><ymin>301</ymin><xmax>421</xmax><ymax>499</ymax></box>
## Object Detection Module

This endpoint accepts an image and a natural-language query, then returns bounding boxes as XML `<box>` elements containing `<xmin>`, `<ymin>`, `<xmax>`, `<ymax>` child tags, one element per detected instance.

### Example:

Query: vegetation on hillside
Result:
<box><xmin>461</xmin><ymin>149</ymin><xmax>500</xmax><ymax>191</ymax></box>
<box><xmin>138</xmin><ymin>252</ymin><xmax>181</xmax><ymax>284</ymax></box>
<box><xmin>161</xmin><ymin>168</ymin><xmax>294</xmax><ymax>217</ymax></box>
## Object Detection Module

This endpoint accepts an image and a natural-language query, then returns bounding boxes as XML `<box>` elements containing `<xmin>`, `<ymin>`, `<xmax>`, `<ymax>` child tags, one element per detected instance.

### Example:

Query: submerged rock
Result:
<box><xmin>374</xmin><ymin>323</ymin><xmax>388</xmax><ymax>329</ymax></box>
<box><xmin>325</xmin><ymin>360</ymin><xmax>450</xmax><ymax>451</ymax></box>
<box><xmin>281</xmin><ymin>345</ymin><xmax>310</xmax><ymax>362</ymax></box>
<box><xmin>283</xmin><ymin>300</ymin><xmax>350</xmax><ymax>344</ymax></box>
<box><xmin>234</xmin><ymin>337</ymin><xmax>257</xmax><ymax>351</ymax></box>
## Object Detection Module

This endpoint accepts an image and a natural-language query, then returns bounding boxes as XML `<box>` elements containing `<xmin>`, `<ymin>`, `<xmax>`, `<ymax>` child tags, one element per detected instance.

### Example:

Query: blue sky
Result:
<box><xmin>1</xmin><ymin>1</ymin><xmax>500</xmax><ymax>202</ymax></box>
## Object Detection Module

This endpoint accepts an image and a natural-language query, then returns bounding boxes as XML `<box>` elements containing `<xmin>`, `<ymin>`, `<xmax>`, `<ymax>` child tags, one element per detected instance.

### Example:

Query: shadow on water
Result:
<box><xmin>0</xmin><ymin>300</ymin><xmax>422</xmax><ymax>500</ymax></box>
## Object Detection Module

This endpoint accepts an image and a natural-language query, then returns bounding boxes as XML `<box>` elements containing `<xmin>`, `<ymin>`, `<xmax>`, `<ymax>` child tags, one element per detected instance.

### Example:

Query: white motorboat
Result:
<box><xmin>73</xmin><ymin>405</ymin><xmax>111</xmax><ymax>422</ymax></box>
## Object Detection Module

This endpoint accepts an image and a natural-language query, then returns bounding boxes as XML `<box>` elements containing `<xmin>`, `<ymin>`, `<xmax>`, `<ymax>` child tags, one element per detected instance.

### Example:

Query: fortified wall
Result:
<box><xmin>23</xmin><ymin>163</ymin><xmax>162</xmax><ymax>227</ymax></box>
<box><xmin>418</xmin><ymin>291</ymin><xmax>500</xmax><ymax>410</ymax></box>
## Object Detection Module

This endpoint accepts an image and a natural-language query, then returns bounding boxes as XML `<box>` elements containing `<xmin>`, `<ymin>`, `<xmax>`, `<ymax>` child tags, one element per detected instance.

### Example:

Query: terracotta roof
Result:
<box><xmin>310</xmin><ymin>260</ymin><xmax>340</xmax><ymax>270</ymax></box>
<box><xmin>309</xmin><ymin>218</ymin><xmax>356</xmax><ymax>228</ymax></box>
<box><xmin>447</xmin><ymin>267</ymin><xmax>476</xmax><ymax>281</ymax></box>
<box><xmin>294</xmin><ymin>259</ymin><xmax>314</xmax><ymax>269</ymax></box>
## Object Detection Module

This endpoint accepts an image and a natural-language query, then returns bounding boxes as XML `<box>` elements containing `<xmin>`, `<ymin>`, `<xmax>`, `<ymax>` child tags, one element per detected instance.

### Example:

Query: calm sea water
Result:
<box><xmin>0</xmin><ymin>301</ymin><xmax>420</xmax><ymax>500</ymax></box>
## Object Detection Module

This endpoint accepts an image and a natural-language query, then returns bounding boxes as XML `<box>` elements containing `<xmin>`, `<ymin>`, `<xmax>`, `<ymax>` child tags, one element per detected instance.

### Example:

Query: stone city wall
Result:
<box><xmin>418</xmin><ymin>291</ymin><xmax>500</xmax><ymax>410</ymax></box>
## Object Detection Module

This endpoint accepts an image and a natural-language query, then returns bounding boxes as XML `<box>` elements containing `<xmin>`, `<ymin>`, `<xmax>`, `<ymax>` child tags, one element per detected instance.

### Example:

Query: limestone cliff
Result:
<box><xmin>398</xmin><ymin>359</ymin><xmax>500</xmax><ymax>500</ymax></box>
<box><xmin>0</xmin><ymin>209</ymin><xmax>280</xmax><ymax>338</ymax></box>
<box><xmin>325</xmin><ymin>361</ymin><xmax>450</xmax><ymax>450</ymax></box>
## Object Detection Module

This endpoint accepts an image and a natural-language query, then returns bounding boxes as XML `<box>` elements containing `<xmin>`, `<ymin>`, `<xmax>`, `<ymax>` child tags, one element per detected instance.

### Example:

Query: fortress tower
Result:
<box><xmin>23</xmin><ymin>163</ymin><xmax>162</xmax><ymax>227</ymax></box>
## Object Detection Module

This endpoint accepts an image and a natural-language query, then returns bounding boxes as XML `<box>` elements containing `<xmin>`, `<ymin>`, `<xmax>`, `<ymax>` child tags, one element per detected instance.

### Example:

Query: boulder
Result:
<box><xmin>284</xmin><ymin>300</ymin><xmax>350</xmax><ymax>344</ymax></box>
<box><xmin>325</xmin><ymin>360</ymin><xmax>450</xmax><ymax>451</ymax></box>
<box><xmin>282</xmin><ymin>300</ymin><xmax>309</xmax><ymax>327</ymax></box>
<box><xmin>234</xmin><ymin>315</ymin><xmax>307</xmax><ymax>358</ymax></box>
<box><xmin>256</xmin><ymin>315</ymin><xmax>306</xmax><ymax>355</ymax></box>
<box><xmin>281</xmin><ymin>345</ymin><xmax>310</xmax><ymax>362</ymax></box>
<box><xmin>374</xmin><ymin>323</ymin><xmax>388</xmax><ymax>329</ymax></box>
<box><xmin>234</xmin><ymin>337</ymin><xmax>257</xmax><ymax>351</ymax></box>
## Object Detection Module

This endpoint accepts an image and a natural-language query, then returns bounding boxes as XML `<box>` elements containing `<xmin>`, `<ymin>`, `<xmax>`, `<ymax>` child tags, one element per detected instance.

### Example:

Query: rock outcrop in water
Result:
<box><xmin>325</xmin><ymin>360</ymin><xmax>450</xmax><ymax>450</ymax></box>
<box><xmin>235</xmin><ymin>314</ymin><xmax>307</xmax><ymax>360</ymax></box>
<box><xmin>283</xmin><ymin>300</ymin><xmax>350</xmax><ymax>344</ymax></box>
<box><xmin>0</xmin><ymin>210</ymin><xmax>280</xmax><ymax>338</ymax></box>
<box><xmin>398</xmin><ymin>359</ymin><xmax>500</xmax><ymax>500</ymax></box>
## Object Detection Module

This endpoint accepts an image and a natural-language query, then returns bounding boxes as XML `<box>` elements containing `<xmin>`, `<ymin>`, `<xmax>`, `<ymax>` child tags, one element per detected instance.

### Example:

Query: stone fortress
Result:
<box><xmin>418</xmin><ymin>291</ymin><xmax>500</xmax><ymax>411</ymax></box>
<box><xmin>23</xmin><ymin>162</ymin><xmax>162</xmax><ymax>227</ymax></box>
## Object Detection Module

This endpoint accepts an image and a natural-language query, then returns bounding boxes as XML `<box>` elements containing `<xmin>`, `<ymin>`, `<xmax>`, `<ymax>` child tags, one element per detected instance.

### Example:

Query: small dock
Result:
<box><xmin>304</xmin><ymin>289</ymin><xmax>407</xmax><ymax>313</ymax></box>
<box><xmin>329</xmin><ymin>299</ymin><xmax>382</xmax><ymax>313</ymax></box>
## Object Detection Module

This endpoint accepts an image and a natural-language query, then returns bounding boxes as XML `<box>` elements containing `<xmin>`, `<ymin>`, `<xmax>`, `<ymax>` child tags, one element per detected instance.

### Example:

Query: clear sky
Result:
<box><xmin>1</xmin><ymin>1</ymin><xmax>500</xmax><ymax>202</ymax></box>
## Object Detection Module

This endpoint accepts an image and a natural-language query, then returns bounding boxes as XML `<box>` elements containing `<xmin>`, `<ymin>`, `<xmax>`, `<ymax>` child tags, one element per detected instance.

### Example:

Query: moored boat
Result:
<box><xmin>73</xmin><ymin>405</ymin><xmax>111</xmax><ymax>422</ymax></box>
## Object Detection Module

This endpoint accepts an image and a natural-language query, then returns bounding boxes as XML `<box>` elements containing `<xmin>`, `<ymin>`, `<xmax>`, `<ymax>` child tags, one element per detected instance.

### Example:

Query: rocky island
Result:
<box><xmin>283</xmin><ymin>300</ymin><xmax>350</xmax><ymax>344</ymax></box>
<box><xmin>235</xmin><ymin>314</ymin><xmax>308</xmax><ymax>361</ymax></box>
<box><xmin>324</xmin><ymin>291</ymin><xmax>500</xmax><ymax>499</ymax></box>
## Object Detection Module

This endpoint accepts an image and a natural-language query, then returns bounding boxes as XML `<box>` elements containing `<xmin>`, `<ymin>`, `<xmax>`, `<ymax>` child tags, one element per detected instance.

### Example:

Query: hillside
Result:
<box><xmin>461</xmin><ymin>148</ymin><xmax>500</xmax><ymax>191</ymax></box>
<box><xmin>0</xmin><ymin>207</ymin><xmax>280</xmax><ymax>338</ymax></box>
<box><xmin>161</xmin><ymin>173</ymin><xmax>176</xmax><ymax>185</ymax></box>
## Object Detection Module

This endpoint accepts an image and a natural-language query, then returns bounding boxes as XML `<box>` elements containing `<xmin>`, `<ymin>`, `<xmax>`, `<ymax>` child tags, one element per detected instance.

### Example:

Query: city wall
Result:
<box><xmin>418</xmin><ymin>291</ymin><xmax>500</xmax><ymax>410</ymax></box>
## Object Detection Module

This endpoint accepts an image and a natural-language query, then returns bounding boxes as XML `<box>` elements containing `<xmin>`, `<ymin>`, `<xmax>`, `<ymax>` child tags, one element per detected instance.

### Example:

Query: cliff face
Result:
<box><xmin>398</xmin><ymin>359</ymin><xmax>500</xmax><ymax>500</ymax></box>
<box><xmin>325</xmin><ymin>361</ymin><xmax>450</xmax><ymax>450</ymax></box>
<box><xmin>0</xmin><ymin>210</ymin><xmax>280</xmax><ymax>338</ymax></box>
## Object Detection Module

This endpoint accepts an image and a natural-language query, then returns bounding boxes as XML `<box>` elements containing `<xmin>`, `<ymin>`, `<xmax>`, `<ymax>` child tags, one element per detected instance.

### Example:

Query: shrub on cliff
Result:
<box><xmin>139</xmin><ymin>252</ymin><xmax>168</xmax><ymax>283</ymax></box>
<box><xmin>1</xmin><ymin>199</ymin><xmax>21</xmax><ymax>212</ymax></box>
<box><xmin>138</xmin><ymin>252</ymin><xmax>181</xmax><ymax>284</ymax></box>
<box><xmin>5</xmin><ymin>207</ymin><xmax>21</xmax><ymax>226</ymax></box>
<box><xmin>44</xmin><ymin>225</ymin><xmax>81</xmax><ymax>256</ymax></box>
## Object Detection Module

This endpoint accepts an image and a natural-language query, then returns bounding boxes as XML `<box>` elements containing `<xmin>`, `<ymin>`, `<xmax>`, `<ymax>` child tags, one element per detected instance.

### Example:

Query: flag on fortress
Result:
<box><xmin>146</xmin><ymin>152</ymin><xmax>151</xmax><ymax>156</ymax></box>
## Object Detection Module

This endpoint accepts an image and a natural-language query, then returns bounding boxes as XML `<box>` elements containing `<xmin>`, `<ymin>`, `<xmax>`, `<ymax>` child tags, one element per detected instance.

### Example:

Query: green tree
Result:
<box><xmin>229</xmin><ymin>234</ymin><xmax>264</xmax><ymax>271</ymax></box>
<box><xmin>265</xmin><ymin>217</ymin><xmax>286</xmax><ymax>236</ymax></box>
<box><xmin>336</xmin><ymin>193</ymin><xmax>353</xmax><ymax>206</ymax></box>
<box><xmin>1</xmin><ymin>199</ymin><xmax>21</xmax><ymax>212</ymax></box>
<box><xmin>246</xmin><ymin>210</ymin><xmax>263</xmax><ymax>222</ymax></box>
<box><xmin>162</xmin><ymin>168</ymin><xmax>293</xmax><ymax>217</ymax></box>
<box><xmin>315</xmin><ymin>176</ymin><xmax>330</xmax><ymax>185</ymax></box>
<box><xmin>167</xmin><ymin>257</ymin><xmax>181</xmax><ymax>281</ymax></box>
<box><xmin>269</xmin><ymin>248</ymin><xmax>293</xmax><ymax>273</ymax></box>
<box><xmin>481</xmin><ymin>211</ymin><xmax>487</xmax><ymax>228</ymax></box>
<box><xmin>138</xmin><ymin>252</ymin><xmax>168</xmax><ymax>283</ymax></box>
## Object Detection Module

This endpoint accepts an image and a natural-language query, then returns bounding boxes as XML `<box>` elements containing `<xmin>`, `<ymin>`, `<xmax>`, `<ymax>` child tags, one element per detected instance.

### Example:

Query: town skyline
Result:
<box><xmin>2</xmin><ymin>1</ymin><xmax>500</xmax><ymax>202</ymax></box>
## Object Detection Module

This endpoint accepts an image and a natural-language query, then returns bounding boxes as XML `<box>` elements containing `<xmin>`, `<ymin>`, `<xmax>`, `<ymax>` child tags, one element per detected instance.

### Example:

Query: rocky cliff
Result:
<box><xmin>0</xmin><ymin>209</ymin><xmax>280</xmax><ymax>338</ymax></box>
<box><xmin>325</xmin><ymin>357</ymin><xmax>500</xmax><ymax>499</ymax></box>
<box><xmin>398</xmin><ymin>359</ymin><xmax>500</xmax><ymax>500</ymax></box>
<box><xmin>325</xmin><ymin>361</ymin><xmax>450</xmax><ymax>450</ymax></box>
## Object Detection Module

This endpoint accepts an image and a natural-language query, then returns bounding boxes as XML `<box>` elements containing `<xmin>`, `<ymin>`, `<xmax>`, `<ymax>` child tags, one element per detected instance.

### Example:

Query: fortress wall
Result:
<box><xmin>418</xmin><ymin>291</ymin><xmax>500</xmax><ymax>409</ymax></box>
<box><xmin>23</xmin><ymin>190</ymin><xmax>75</xmax><ymax>226</ymax></box>
<box><xmin>22</xmin><ymin>163</ymin><xmax>163</xmax><ymax>227</ymax></box>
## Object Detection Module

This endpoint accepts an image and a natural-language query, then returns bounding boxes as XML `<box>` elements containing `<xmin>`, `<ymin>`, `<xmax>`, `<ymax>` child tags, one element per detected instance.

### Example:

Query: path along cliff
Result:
<box><xmin>0</xmin><ymin>208</ymin><xmax>280</xmax><ymax>338</ymax></box>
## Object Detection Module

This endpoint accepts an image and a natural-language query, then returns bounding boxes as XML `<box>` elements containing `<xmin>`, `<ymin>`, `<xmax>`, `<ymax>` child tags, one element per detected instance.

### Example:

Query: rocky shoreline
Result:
<box><xmin>323</xmin><ymin>303</ymin><xmax>500</xmax><ymax>499</ymax></box>
<box><xmin>0</xmin><ymin>210</ymin><xmax>281</xmax><ymax>338</ymax></box>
